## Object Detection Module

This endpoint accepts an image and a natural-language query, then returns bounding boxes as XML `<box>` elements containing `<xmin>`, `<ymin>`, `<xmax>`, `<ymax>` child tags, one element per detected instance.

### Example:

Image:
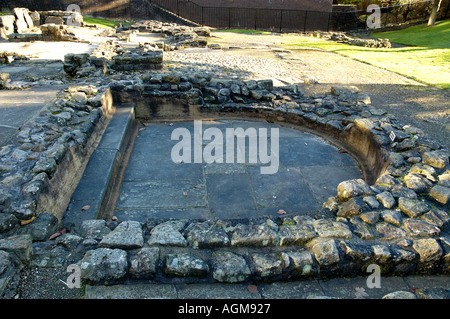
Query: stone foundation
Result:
<box><xmin>0</xmin><ymin>17</ymin><xmax>448</xmax><ymax>295</ymax></box>
<box><xmin>64</xmin><ymin>41</ymin><xmax>164</xmax><ymax>78</ymax></box>
<box><xmin>0</xmin><ymin>73</ymin><xmax>448</xmax><ymax>292</ymax></box>
<box><xmin>309</xmin><ymin>31</ymin><xmax>392</xmax><ymax>48</ymax></box>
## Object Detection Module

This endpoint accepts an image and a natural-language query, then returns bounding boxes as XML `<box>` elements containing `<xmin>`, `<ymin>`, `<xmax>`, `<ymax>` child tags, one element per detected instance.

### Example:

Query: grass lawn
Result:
<box><xmin>214</xmin><ymin>29</ymin><xmax>273</xmax><ymax>35</ymax></box>
<box><xmin>82</xmin><ymin>16</ymin><xmax>134</xmax><ymax>28</ymax></box>
<box><xmin>284</xmin><ymin>20</ymin><xmax>450</xmax><ymax>89</ymax></box>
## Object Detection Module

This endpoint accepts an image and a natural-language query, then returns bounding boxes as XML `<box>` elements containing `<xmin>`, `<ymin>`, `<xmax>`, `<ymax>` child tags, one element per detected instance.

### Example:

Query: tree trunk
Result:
<box><xmin>428</xmin><ymin>0</ymin><xmax>442</xmax><ymax>26</ymax></box>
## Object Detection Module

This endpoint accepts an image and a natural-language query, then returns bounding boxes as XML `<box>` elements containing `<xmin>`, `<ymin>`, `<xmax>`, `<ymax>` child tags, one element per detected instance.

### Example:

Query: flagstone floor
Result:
<box><xmin>114</xmin><ymin>119</ymin><xmax>362</xmax><ymax>221</ymax></box>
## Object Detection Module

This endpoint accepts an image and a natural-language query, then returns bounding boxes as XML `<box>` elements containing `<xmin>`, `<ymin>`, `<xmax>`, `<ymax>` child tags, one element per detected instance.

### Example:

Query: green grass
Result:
<box><xmin>82</xmin><ymin>16</ymin><xmax>134</xmax><ymax>29</ymax></box>
<box><xmin>285</xmin><ymin>20</ymin><xmax>450</xmax><ymax>89</ymax></box>
<box><xmin>373</xmin><ymin>20</ymin><xmax>450</xmax><ymax>49</ymax></box>
<box><xmin>214</xmin><ymin>29</ymin><xmax>273</xmax><ymax>35</ymax></box>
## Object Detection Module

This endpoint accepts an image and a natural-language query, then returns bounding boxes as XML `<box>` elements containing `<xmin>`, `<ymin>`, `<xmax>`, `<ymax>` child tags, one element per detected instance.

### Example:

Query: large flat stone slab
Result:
<box><xmin>0</xmin><ymin>86</ymin><xmax>63</xmax><ymax>146</ymax></box>
<box><xmin>122</xmin><ymin>134</ymin><xmax>203</xmax><ymax>181</ymax></box>
<box><xmin>248</xmin><ymin>166</ymin><xmax>317</xmax><ymax>207</ymax></box>
<box><xmin>278</xmin><ymin>136</ymin><xmax>358</xmax><ymax>167</ymax></box>
<box><xmin>205</xmin><ymin>174</ymin><xmax>259</xmax><ymax>219</ymax></box>
<box><xmin>85</xmin><ymin>284</ymin><xmax>178</xmax><ymax>299</ymax></box>
<box><xmin>117</xmin><ymin>179</ymin><xmax>207</xmax><ymax>209</ymax></box>
<box><xmin>300</xmin><ymin>165</ymin><xmax>362</xmax><ymax>199</ymax></box>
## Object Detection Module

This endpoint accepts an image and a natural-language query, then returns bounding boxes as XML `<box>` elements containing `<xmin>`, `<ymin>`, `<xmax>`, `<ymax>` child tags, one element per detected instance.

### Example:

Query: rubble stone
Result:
<box><xmin>337</xmin><ymin>179</ymin><xmax>372</xmax><ymax>201</ymax></box>
<box><xmin>165</xmin><ymin>253</ymin><xmax>209</xmax><ymax>277</ymax></box>
<box><xmin>99</xmin><ymin>221</ymin><xmax>144</xmax><ymax>249</ymax></box>
<box><xmin>211</xmin><ymin>251</ymin><xmax>251</xmax><ymax>283</ymax></box>
<box><xmin>398</xmin><ymin>197</ymin><xmax>430</xmax><ymax>218</ymax></box>
<box><xmin>252</xmin><ymin>253</ymin><xmax>284</xmax><ymax>277</ymax></box>
<box><xmin>80</xmin><ymin>248</ymin><xmax>128</xmax><ymax>282</ymax></box>
<box><xmin>310</xmin><ymin>239</ymin><xmax>340</xmax><ymax>266</ymax></box>
<box><xmin>128</xmin><ymin>247</ymin><xmax>159</xmax><ymax>279</ymax></box>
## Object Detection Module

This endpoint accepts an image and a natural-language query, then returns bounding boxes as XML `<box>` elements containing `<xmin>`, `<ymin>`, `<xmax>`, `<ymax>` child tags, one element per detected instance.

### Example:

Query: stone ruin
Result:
<box><xmin>98</xmin><ymin>20</ymin><xmax>212</xmax><ymax>51</ymax></box>
<box><xmin>63</xmin><ymin>41</ymin><xmax>164</xmax><ymax>78</ymax></box>
<box><xmin>0</xmin><ymin>15</ymin><xmax>16</xmax><ymax>39</ymax></box>
<box><xmin>0</xmin><ymin>9</ymin><xmax>448</xmax><ymax>298</ymax></box>
<box><xmin>133</xmin><ymin>20</ymin><xmax>211</xmax><ymax>49</ymax></box>
<box><xmin>310</xmin><ymin>30</ymin><xmax>392</xmax><ymax>48</ymax></box>
<box><xmin>62</xmin><ymin>20</ymin><xmax>213</xmax><ymax>78</ymax></box>
<box><xmin>0</xmin><ymin>7</ymin><xmax>83</xmax><ymax>41</ymax></box>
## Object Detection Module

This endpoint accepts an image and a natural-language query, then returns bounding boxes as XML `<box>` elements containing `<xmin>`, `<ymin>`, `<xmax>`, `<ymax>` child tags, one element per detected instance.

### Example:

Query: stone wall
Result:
<box><xmin>0</xmin><ymin>14</ymin><xmax>15</xmax><ymax>38</ymax></box>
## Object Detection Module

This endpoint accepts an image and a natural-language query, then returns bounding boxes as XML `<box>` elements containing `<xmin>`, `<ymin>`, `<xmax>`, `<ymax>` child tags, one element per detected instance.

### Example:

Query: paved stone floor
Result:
<box><xmin>0</xmin><ymin>83</ymin><xmax>63</xmax><ymax>146</ymax></box>
<box><xmin>84</xmin><ymin>275</ymin><xmax>450</xmax><ymax>299</ymax></box>
<box><xmin>114</xmin><ymin>120</ymin><xmax>362</xmax><ymax>221</ymax></box>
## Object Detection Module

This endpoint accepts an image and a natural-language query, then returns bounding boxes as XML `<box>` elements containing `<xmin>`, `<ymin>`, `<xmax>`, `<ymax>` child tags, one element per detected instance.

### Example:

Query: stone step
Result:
<box><xmin>84</xmin><ymin>275</ymin><xmax>450</xmax><ymax>299</ymax></box>
<box><xmin>62</xmin><ymin>106</ymin><xmax>138</xmax><ymax>228</ymax></box>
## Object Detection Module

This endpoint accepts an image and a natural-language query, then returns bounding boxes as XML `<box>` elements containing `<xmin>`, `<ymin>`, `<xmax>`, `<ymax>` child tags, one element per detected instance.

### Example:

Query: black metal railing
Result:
<box><xmin>149</xmin><ymin>0</ymin><xmax>332</xmax><ymax>31</ymax></box>
<box><xmin>148</xmin><ymin>0</ymin><xmax>449</xmax><ymax>32</ymax></box>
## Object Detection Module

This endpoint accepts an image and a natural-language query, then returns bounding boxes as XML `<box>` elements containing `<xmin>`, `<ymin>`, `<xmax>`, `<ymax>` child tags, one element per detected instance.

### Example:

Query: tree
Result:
<box><xmin>428</xmin><ymin>0</ymin><xmax>443</xmax><ymax>26</ymax></box>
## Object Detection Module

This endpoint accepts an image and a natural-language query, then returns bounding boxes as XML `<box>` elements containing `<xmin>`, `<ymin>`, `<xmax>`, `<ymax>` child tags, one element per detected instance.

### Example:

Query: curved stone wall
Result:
<box><xmin>0</xmin><ymin>70</ymin><xmax>448</xmax><ymax>290</ymax></box>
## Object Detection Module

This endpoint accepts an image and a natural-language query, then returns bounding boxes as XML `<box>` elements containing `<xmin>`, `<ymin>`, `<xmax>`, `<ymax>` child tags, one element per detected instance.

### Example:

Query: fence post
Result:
<box><xmin>304</xmin><ymin>10</ymin><xmax>308</xmax><ymax>32</ymax></box>
<box><xmin>229</xmin><ymin>7</ymin><xmax>231</xmax><ymax>29</ymax></box>
<box><xmin>327</xmin><ymin>11</ymin><xmax>331</xmax><ymax>32</ymax></box>
<box><xmin>384</xmin><ymin>7</ymin><xmax>388</xmax><ymax>28</ymax></box>
<box><xmin>280</xmin><ymin>9</ymin><xmax>283</xmax><ymax>32</ymax></box>
<box><xmin>255</xmin><ymin>8</ymin><xmax>258</xmax><ymax>30</ymax></box>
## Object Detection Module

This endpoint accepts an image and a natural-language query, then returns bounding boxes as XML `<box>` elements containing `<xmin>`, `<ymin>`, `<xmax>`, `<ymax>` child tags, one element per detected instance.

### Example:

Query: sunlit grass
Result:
<box><xmin>83</xmin><ymin>16</ymin><xmax>134</xmax><ymax>29</ymax></box>
<box><xmin>373</xmin><ymin>20</ymin><xmax>450</xmax><ymax>49</ymax></box>
<box><xmin>214</xmin><ymin>29</ymin><xmax>273</xmax><ymax>35</ymax></box>
<box><xmin>284</xmin><ymin>20</ymin><xmax>450</xmax><ymax>89</ymax></box>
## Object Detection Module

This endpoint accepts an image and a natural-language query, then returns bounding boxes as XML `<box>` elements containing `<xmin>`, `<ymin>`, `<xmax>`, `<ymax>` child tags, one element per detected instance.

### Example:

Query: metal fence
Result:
<box><xmin>150</xmin><ymin>0</ymin><xmax>332</xmax><ymax>31</ymax></box>
<box><xmin>148</xmin><ymin>0</ymin><xmax>449</xmax><ymax>32</ymax></box>
<box><xmin>330</xmin><ymin>0</ymin><xmax>448</xmax><ymax>31</ymax></box>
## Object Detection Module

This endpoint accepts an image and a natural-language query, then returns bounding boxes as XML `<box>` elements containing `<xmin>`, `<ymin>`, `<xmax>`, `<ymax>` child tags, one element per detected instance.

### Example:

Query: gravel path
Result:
<box><xmin>165</xmin><ymin>49</ymin><xmax>298</xmax><ymax>84</ymax></box>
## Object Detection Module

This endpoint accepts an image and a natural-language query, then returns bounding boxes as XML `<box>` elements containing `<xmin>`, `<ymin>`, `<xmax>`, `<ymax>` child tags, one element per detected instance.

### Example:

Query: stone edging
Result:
<box><xmin>65</xmin><ymin>73</ymin><xmax>449</xmax><ymax>284</ymax></box>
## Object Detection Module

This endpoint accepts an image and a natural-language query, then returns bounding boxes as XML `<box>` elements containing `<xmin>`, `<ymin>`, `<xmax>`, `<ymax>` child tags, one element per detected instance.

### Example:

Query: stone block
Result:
<box><xmin>0</xmin><ymin>234</ymin><xmax>32</xmax><ymax>264</ymax></box>
<box><xmin>337</xmin><ymin>179</ymin><xmax>372</xmax><ymax>201</ymax></box>
<box><xmin>128</xmin><ymin>247</ymin><xmax>159</xmax><ymax>279</ymax></box>
<box><xmin>80</xmin><ymin>248</ymin><xmax>128</xmax><ymax>282</ymax></box>
<box><xmin>45</xmin><ymin>16</ymin><xmax>64</xmax><ymax>25</ymax></box>
<box><xmin>429</xmin><ymin>185</ymin><xmax>450</xmax><ymax>206</ymax></box>
<box><xmin>99</xmin><ymin>221</ymin><xmax>144</xmax><ymax>249</ymax></box>
<box><xmin>252</xmin><ymin>253</ymin><xmax>284</xmax><ymax>277</ymax></box>
<box><xmin>13</xmin><ymin>8</ymin><xmax>32</xmax><ymax>33</ymax></box>
<box><xmin>165</xmin><ymin>253</ymin><xmax>209</xmax><ymax>277</ymax></box>
<box><xmin>0</xmin><ymin>15</ymin><xmax>15</xmax><ymax>39</ymax></box>
<box><xmin>412</xmin><ymin>238</ymin><xmax>443</xmax><ymax>262</ymax></box>
<box><xmin>211</xmin><ymin>251</ymin><xmax>251</xmax><ymax>283</ymax></box>
<box><xmin>310</xmin><ymin>239</ymin><xmax>340</xmax><ymax>266</ymax></box>
<box><xmin>398</xmin><ymin>197</ymin><xmax>430</xmax><ymax>218</ymax></box>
